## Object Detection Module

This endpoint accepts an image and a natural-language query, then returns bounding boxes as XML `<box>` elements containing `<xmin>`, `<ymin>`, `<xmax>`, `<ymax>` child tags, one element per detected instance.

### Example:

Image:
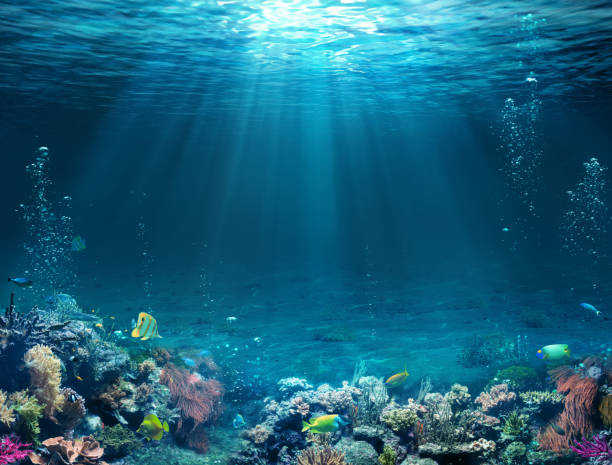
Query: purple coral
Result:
<box><xmin>570</xmin><ymin>434</ymin><xmax>612</xmax><ymax>459</ymax></box>
<box><xmin>0</xmin><ymin>435</ymin><xmax>32</xmax><ymax>465</ymax></box>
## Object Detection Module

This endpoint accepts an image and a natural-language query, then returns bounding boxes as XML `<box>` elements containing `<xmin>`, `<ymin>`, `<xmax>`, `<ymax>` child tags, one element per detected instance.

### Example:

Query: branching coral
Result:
<box><xmin>23</xmin><ymin>344</ymin><xmax>63</xmax><ymax>419</ymax></box>
<box><xmin>570</xmin><ymin>434</ymin><xmax>612</xmax><ymax>460</ymax></box>
<box><xmin>537</xmin><ymin>366</ymin><xmax>599</xmax><ymax>452</ymax></box>
<box><xmin>96</xmin><ymin>379</ymin><xmax>127</xmax><ymax>411</ymax></box>
<box><xmin>0</xmin><ymin>434</ymin><xmax>32</xmax><ymax>465</ymax></box>
<box><xmin>297</xmin><ymin>446</ymin><xmax>347</xmax><ymax>465</ymax></box>
<box><xmin>160</xmin><ymin>363</ymin><xmax>224</xmax><ymax>454</ymax></box>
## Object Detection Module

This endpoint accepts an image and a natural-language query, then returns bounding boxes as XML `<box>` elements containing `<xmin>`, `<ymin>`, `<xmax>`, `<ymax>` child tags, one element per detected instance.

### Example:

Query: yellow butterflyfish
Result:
<box><xmin>131</xmin><ymin>312</ymin><xmax>162</xmax><ymax>341</ymax></box>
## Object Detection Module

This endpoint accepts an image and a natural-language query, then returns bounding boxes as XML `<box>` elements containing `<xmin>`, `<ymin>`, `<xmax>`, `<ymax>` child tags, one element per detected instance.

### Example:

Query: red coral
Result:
<box><xmin>160</xmin><ymin>363</ymin><xmax>224</xmax><ymax>454</ymax></box>
<box><xmin>538</xmin><ymin>366</ymin><xmax>599</xmax><ymax>453</ymax></box>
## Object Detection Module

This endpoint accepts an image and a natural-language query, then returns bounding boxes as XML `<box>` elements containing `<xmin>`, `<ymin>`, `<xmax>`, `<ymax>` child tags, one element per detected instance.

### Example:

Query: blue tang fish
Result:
<box><xmin>182</xmin><ymin>357</ymin><xmax>196</xmax><ymax>367</ymax></box>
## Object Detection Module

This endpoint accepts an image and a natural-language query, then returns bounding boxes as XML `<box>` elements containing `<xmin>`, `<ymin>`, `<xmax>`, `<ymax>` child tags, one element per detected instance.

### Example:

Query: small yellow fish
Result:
<box><xmin>110</xmin><ymin>316</ymin><xmax>115</xmax><ymax>320</ymax></box>
<box><xmin>95</xmin><ymin>323</ymin><xmax>103</xmax><ymax>328</ymax></box>
<box><xmin>385</xmin><ymin>367</ymin><xmax>409</xmax><ymax>387</ymax></box>
<box><xmin>137</xmin><ymin>413</ymin><xmax>169</xmax><ymax>441</ymax></box>
<box><xmin>76</xmin><ymin>375</ymin><xmax>83</xmax><ymax>381</ymax></box>
<box><xmin>131</xmin><ymin>312</ymin><xmax>162</xmax><ymax>341</ymax></box>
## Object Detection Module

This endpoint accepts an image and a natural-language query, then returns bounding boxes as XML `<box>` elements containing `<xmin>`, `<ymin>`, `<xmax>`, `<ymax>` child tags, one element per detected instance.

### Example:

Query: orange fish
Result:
<box><xmin>76</xmin><ymin>375</ymin><xmax>83</xmax><ymax>381</ymax></box>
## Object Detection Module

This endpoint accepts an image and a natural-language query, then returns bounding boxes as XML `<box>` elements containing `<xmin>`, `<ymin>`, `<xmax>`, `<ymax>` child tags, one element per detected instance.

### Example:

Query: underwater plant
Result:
<box><xmin>296</xmin><ymin>446</ymin><xmax>347</xmax><ymax>465</ymax></box>
<box><xmin>23</xmin><ymin>344</ymin><xmax>63</xmax><ymax>419</ymax></box>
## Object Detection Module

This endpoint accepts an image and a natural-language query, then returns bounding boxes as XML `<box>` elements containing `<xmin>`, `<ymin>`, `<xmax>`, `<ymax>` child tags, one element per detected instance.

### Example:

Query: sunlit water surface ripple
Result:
<box><xmin>1</xmin><ymin>0</ymin><xmax>611</xmax><ymax>115</ymax></box>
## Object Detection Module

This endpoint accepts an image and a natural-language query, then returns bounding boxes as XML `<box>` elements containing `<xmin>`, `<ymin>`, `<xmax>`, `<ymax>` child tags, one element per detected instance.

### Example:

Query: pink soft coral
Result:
<box><xmin>0</xmin><ymin>435</ymin><xmax>32</xmax><ymax>465</ymax></box>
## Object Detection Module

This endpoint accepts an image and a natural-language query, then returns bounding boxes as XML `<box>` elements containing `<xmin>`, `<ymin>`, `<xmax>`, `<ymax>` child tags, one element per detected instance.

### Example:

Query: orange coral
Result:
<box><xmin>599</xmin><ymin>395</ymin><xmax>612</xmax><ymax>427</ymax></box>
<box><xmin>537</xmin><ymin>366</ymin><xmax>599</xmax><ymax>453</ymax></box>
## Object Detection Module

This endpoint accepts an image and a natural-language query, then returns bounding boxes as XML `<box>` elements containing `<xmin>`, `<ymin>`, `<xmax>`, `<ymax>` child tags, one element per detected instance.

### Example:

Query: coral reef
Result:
<box><xmin>57</xmin><ymin>388</ymin><xmax>87</xmax><ymax>433</ymax></box>
<box><xmin>24</xmin><ymin>345</ymin><xmax>63</xmax><ymax>419</ymax></box>
<box><xmin>0</xmin><ymin>434</ymin><xmax>32</xmax><ymax>465</ymax></box>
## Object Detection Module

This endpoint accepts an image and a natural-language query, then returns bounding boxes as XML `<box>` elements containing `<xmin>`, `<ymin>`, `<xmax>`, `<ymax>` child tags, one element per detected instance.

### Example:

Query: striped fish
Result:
<box><xmin>131</xmin><ymin>312</ymin><xmax>162</xmax><ymax>341</ymax></box>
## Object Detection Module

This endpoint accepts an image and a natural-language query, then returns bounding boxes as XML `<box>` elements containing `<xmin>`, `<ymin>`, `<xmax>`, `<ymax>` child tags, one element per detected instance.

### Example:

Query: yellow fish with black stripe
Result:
<box><xmin>131</xmin><ymin>312</ymin><xmax>162</xmax><ymax>341</ymax></box>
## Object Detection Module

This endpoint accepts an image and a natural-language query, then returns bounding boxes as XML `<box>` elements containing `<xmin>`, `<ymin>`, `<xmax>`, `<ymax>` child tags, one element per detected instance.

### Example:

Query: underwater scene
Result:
<box><xmin>1</xmin><ymin>1</ymin><xmax>612</xmax><ymax>464</ymax></box>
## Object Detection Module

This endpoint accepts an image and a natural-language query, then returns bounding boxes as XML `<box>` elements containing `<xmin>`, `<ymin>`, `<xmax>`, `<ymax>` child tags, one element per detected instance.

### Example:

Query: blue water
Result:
<box><xmin>1</xmin><ymin>1</ymin><xmax>612</xmax><ymax>464</ymax></box>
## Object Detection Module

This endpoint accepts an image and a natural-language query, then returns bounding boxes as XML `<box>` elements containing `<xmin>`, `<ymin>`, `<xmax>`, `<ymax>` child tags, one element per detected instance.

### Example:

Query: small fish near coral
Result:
<box><xmin>301</xmin><ymin>414</ymin><xmax>350</xmax><ymax>434</ymax></box>
<box><xmin>536</xmin><ymin>344</ymin><xmax>570</xmax><ymax>361</ymax></box>
<box><xmin>137</xmin><ymin>414</ymin><xmax>169</xmax><ymax>441</ymax></box>
<box><xmin>580</xmin><ymin>302</ymin><xmax>601</xmax><ymax>317</ymax></box>
<box><xmin>232</xmin><ymin>413</ymin><xmax>246</xmax><ymax>429</ymax></box>
<box><xmin>7</xmin><ymin>277</ymin><xmax>32</xmax><ymax>288</ymax></box>
<box><xmin>131</xmin><ymin>312</ymin><xmax>162</xmax><ymax>341</ymax></box>
<box><xmin>385</xmin><ymin>367</ymin><xmax>409</xmax><ymax>387</ymax></box>
<box><xmin>71</xmin><ymin>235</ymin><xmax>86</xmax><ymax>252</ymax></box>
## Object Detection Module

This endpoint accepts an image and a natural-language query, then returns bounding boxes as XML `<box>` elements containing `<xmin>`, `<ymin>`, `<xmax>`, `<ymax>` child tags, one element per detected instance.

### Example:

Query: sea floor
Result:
<box><xmin>5</xmin><ymin>260</ymin><xmax>611</xmax><ymax>463</ymax></box>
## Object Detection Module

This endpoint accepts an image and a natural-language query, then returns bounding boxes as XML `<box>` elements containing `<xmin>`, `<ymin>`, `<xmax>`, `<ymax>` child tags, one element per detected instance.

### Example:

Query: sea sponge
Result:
<box><xmin>23</xmin><ymin>344</ymin><xmax>64</xmax><ymax>419</ymax></box>
<box><xmin>599</xmin><ymin>395</ymin><xmax>612</xmax><ymax>427</ymax></box>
